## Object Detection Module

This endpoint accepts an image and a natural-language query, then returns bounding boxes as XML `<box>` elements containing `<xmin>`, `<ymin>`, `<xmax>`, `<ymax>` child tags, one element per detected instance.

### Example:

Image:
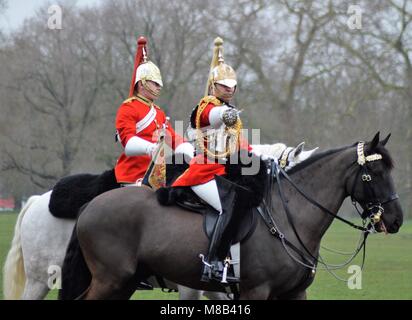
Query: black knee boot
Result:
<box><xmin>200</xmin><ymin>176</ymin><xmax>242</xmax><ymax>284</ymax></box>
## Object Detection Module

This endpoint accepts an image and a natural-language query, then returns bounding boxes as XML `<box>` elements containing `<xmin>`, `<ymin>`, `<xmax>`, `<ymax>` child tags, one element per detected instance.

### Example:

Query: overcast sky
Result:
<box><xmin>0</xmin><ymin>0</ymin><xmax>100</xmax><ymax>32</ymax></box>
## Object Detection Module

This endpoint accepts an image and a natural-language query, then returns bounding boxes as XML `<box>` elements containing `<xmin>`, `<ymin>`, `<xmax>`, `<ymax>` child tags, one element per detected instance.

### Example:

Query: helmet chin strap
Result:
<box><xmin>212</xmin><ymin>83</ymin><xmax>236</xmax><ymax>102</ymax></box>
<box><xmin>141</xmin><ymin>79</ymin><xmax>161</xmax><ymax>99</ymax></box>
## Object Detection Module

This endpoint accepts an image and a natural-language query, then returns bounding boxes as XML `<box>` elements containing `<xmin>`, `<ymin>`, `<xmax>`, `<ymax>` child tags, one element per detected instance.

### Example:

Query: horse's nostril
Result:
<box><xmin>390</xmin><ymin>219</ymin><xmax>402</xmax><ymax>232</ymax></box>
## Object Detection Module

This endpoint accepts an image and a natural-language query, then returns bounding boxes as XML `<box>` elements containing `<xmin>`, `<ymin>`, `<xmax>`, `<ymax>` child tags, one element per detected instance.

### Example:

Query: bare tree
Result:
<box><xmin>0</xmin><ymin>0</ymin><xmax>410</xmax><ymax>216</ymax></box>
<box><xmin>0</xmin><ymin>5</ymin><xmax>113</xmax><ymax>188</ymax></box>
<box><xmin>319</xmin><ymin>0</ymin><xmax>412</xmax><ymax>212</ymax></box>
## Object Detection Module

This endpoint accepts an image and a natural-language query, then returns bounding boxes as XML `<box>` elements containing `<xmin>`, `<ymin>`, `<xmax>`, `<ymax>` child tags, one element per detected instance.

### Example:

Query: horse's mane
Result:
<box><xmin>286</xmin><ymin>144</ymin><xmax>354</xmax><ymax>174</ymax></box>
<box><xmin>287</xmin><ymin>140</ymin><xmax>394</xmax><ymax>175</ymax></box>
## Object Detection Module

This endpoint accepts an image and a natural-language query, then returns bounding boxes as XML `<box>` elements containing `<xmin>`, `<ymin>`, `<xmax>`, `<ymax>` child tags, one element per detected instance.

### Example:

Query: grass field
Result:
<box><xmin>1</xmin><ymin>212</ymin><xmax>411</xmax><ymax>300</ymax></box>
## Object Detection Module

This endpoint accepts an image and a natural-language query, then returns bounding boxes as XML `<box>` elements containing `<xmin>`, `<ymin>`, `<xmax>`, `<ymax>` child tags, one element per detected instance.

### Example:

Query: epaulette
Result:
<box><xmin>198</xmin><ymin>95</ymin><xmax>221</xmax><ymax>107</ymax></box>
<box><xmin>190</xmin><ymin>95</ymin><xmax>223</xmax><ymax>128</ymax></box>
<box><xmin>122</xmin><ymin>96</ymin><xmax>138</xmax><ymax>104</ymax></box>
<box><xmin>123</xmin><ymin>95</ymin><xmax>161</xmax><ymax>109</ymax></box>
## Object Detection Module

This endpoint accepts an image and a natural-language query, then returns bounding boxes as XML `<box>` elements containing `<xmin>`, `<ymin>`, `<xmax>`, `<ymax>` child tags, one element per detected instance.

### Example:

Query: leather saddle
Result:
<box><xmin>157</xmin><ymin>153</ymin><xmax>267</xmax><ymax>244</ymax></box>
<box><xmin>156</xmin><ymin>186</ymin><xmax>258</xmax><ymax>244</ymax></box>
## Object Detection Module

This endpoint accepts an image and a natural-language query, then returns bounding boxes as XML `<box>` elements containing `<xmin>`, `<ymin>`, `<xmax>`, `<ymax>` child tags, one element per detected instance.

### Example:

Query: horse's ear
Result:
<box><xmin>381</xmin><ymin>133</ymin><xmax>391</xmax><ymax>146</ymax></box>
<box><xmin>369</xmin><ymin>132</ymin><xmax>380</xmax><ymax>150</ymax></box>
<box><xmin>292</xmin><ymin>142</ymin><xmax>305</xmax><ymax>157</ymax></box>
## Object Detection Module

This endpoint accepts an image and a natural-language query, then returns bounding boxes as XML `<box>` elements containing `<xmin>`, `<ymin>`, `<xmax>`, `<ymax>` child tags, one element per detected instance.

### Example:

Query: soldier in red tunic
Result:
<box><xmin>173</xmin><ymin>38</ymin><xmax>250</xmax><ymax>284</ymax></box>
<box><xmin>115</xmin><ymin>37</ymin><xmax>194</xmax><ymax>186</ymax></box>
<box><xmin>114</xmin><ymin>37</ymin><xmax>194</xmax><ymax>290</ymax></box>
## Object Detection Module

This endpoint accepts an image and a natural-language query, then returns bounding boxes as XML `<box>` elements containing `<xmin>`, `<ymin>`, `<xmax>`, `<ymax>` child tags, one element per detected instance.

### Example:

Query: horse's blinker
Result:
<box><xmin>353</xmin><ymin>141</ymin><xmax>394</xmax><ymax>230</ymax></box>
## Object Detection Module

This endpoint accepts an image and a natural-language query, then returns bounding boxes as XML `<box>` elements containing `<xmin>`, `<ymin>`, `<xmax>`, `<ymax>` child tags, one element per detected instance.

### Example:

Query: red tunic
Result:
<box><xmin>115</xmin><ymin>98</ymin><xmax>184</xmax><ymax>183</ymax></box>
<box><xmin>172</xmin><ymin>100</ymin><xmax>250</xmax><ymax>187</ymax></box>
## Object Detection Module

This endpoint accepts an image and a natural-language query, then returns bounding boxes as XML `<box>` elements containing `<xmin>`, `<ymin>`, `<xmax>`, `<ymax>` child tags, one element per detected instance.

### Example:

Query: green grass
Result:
<box><xmin>44</xmin><ymin>288</ymin><xmax>181</xmax><ymax>300</ymax></box>
<box><xmin>1</xmin><ymin>213</ymin><xmax>411</xmax><ymax>300</ymax></box>
<box><xmin>307</xmin><ymin>219</ymin><xmax>412</xmax><ymax>299</ymax></box>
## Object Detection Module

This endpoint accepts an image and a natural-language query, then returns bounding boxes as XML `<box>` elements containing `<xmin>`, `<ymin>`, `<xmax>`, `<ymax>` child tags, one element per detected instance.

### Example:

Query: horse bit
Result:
<box><xmin>257</xmin><ymin>141</ymin><xmax>399</xmax><ymax>282</ymax></box>
<box><xmin>350</xmin><ymin>141</ymin><xmax>399</xmax><ymax>232</ymax></box>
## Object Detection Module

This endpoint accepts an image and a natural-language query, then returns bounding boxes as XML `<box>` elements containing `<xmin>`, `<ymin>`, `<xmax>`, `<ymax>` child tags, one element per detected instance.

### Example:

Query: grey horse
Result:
<box><xmin>59</xmin><ymin>133</ymin><xmax>403</xmax><ymax>300</ymax></box>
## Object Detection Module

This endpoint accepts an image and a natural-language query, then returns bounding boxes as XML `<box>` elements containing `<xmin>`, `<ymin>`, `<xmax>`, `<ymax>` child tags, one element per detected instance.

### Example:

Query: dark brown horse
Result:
<box><xmin>60</xmin><ymin>132</ymin><xmax>403</xmax><ymax>299</ymax></box>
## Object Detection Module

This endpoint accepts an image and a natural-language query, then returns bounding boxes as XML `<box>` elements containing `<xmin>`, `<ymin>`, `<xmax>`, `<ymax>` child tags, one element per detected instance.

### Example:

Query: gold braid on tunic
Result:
<box><xmin>195</xmin><ymin>96</ymin><xmax>242</xmax><ymax>159</ymax></box>
<box><xmin>123</xmin><ymin>94</ymin><xmax>158</xmax><ymax>107</ymax></box>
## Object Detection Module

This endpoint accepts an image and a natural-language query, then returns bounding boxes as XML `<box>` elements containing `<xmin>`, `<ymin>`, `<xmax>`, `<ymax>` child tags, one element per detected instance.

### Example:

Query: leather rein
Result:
<box><xmin>257</xmin><ymin>141</ymin><xmax>399</xmax><ymax>274</ymax></box>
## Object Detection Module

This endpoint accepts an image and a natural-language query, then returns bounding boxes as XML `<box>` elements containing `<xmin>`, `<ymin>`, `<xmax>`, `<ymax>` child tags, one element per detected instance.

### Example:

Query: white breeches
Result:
<box><xmin>191</xmin><ymin>179</ymin><xmax>222</xmax><ymax>214</ymax></box>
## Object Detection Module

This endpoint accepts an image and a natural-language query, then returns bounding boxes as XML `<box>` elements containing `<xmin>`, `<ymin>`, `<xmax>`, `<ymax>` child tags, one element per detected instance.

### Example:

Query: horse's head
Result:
<box><xmin>345</xmin><ymin>132</ymin><xmax>403</xmax><ymax>234</ymax></box>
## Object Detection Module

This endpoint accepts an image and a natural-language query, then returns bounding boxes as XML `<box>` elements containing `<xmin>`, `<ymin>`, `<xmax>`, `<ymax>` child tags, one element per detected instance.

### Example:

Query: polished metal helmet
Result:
<box><xmin>205</xmin><ymin>37</ymin><xmax>237</xmax><ymax>96</ymax></box>
<box><xmin>135</xmin><ymin>59</ymin><xmax>163</xmax><ymax>88</ymax></box>
<box><xmin>128</xmin><ymin>37</ymin><xmax>163</xmax><ymax>98</ymax></box>
<box><xmin>211</xmin><ymin>63</ymin><xmax>237</xmax><ymax>88</ymax></box>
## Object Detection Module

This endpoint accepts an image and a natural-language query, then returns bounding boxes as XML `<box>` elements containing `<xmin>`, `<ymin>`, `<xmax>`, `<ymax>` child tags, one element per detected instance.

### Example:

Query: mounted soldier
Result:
<box><xmin>115</xmin><ymin>36</ymin><xmax>194</xmax><ymax>187</ymax></box>
<box><xmin>114</xmin><ymin>36</ymin><xmax>194</xmax><ymax>289</ymax></box>
<box><xmin>171</xmin><ymin>37</ymin><xmax>319</xmax><ymax>285</ymax></box>
<box><xmin>172</xmin><ymin>37</ymin><xmax>258</xmax><ymax>284</ymax></box>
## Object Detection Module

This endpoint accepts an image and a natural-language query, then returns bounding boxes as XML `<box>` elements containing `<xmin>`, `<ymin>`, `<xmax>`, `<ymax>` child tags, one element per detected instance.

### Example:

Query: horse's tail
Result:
<box><xmin>58</xmin><ymin>222</ymin><xmax>91</xmax><ymax>300</ymax></box>
<box><xmin>3</xmin><ymin>195</ymin><xmax>40</xmax><ymax>300</ymax></box>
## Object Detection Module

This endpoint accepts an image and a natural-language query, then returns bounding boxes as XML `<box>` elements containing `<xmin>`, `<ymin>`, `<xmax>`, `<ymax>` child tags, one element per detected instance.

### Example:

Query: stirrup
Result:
<box><xmin>199</xmin><ymin>254</ymin><xmax>213</xmax><ymax>283</ymax></box>
<box><xmin>199</xmin><ymin>255</ymin><xmax>239</xmax><ymax>284</ymax></box>
<box><xmin>221</xmin><ymin>257</ymin><xmax>231</xmax><ymax>284</ymax></box>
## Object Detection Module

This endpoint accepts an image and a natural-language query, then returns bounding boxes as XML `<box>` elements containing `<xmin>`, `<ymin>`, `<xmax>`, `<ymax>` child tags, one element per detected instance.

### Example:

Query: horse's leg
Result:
<box><xmin>178</xmin><ymin>287</ymin><xmax>230</xmax><ymax>300</ymax></box>
<box><xmin>21</xmin><ymin>278</ymin><xmax>50</xmax><ymax>300</ymax></box>
<box><xmin>20</xmin><ymin>190</ymin><xmax>74</xmax><ymax>300</ymax></box>
<box><xmin>240</xmin><ymin>285</ymin><xmax>271</xmax><ymax>300</ymax></box>
<box><xmin>202</xmin><ymin>290</ymin><xmax>231</xmax><ymax>300</ymax></box>
<box><xmin>83</xmin><ymin>276</ymin><xmax>137</xmax><ymax>300</ymax></box>
<box><xmin>178</xmin><ymin>285</ymin><xmax>202</xmax><ymax>300</ymax></box>
<box><xmin>286</xmin><ymin>290</ymin><xmax>307</xmax><ymax>300</ymax></box>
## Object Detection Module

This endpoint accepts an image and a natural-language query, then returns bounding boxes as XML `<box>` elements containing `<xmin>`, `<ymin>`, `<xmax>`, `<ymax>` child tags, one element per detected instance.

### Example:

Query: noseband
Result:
<box><xmin>350</xmin><ymin>142</ymin><xmax>399</xmax><ymax>228</ymax></box>
<box><xmin>257</xmin><ymin>141</ymin><xmax>400</xmax><ymax>281</ymax></box>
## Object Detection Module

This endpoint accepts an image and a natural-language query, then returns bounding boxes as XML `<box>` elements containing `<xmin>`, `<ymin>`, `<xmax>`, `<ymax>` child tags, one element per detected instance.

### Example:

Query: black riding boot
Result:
<box><xmin>200</xmin><ymin>175</ymin><xmax>242</xmax><ymax>284</ymax></box>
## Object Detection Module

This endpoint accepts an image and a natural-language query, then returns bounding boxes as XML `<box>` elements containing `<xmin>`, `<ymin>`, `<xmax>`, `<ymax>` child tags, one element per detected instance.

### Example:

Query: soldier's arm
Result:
<box><xmin>116</xmin><ymin>104</ymin><xmax>155</xmax><ymax>157</ymax></box>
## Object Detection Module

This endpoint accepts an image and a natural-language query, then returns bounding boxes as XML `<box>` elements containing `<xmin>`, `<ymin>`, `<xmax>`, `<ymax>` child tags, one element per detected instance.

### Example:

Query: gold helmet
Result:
<box><xmin>135</xmin><ymin>60</ymin><xmax>163</xmax><ymax>88</ymax></box>
<box><xmin>205</xmin><ymin>37</ymin><xmax>237</xmax><ymax>96</ymax></box>
<box><xmin>128</xmin><ymin>37</ymin><xmax>163</xmax><ymax>98</ymax></box>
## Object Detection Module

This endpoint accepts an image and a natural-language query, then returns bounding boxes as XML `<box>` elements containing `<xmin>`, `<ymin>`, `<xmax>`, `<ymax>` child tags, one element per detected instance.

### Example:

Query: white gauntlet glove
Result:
<box><xmin>250</xmin><ymin>145</ymin><xmax>277</xmax><ymax>161</ymax></box>
<box><xmin>250</xmin><ymin>142</ymin><xmax>318</xmax><ymax>171</ymax></box>
<box><xmin>175</xmin><ymin>142</ymin><xmax>195</xmax><ymax>160</ymax></box>
<box><xmin>125</xmin><ymin>136</ymin><xmax>156</xmax><ymax>158</ymax></box>
<box><xmin>208</xmin><ymin>106</ymin><xmax>239</xmax><ymax>128</ymax></box>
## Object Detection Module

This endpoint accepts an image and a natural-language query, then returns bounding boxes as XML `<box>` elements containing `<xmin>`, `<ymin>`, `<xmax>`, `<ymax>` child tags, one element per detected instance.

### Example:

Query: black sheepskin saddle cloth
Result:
<box><xmin>49</xmin><ymin>169</ymin><xmax>120</xmax><ymax>219</ymax></box>
<box><xmin>157</xmin><ymin>151</ymin><xmax>268</xmax><ymax>243</ymax></box>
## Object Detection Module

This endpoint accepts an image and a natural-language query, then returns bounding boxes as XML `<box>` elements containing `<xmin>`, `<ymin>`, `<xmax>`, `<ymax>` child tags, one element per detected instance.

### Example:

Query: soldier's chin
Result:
<box><xmin>217</xmin><ymin>92</ymin><xmax>234</xmax><ymax>102</ymax></box>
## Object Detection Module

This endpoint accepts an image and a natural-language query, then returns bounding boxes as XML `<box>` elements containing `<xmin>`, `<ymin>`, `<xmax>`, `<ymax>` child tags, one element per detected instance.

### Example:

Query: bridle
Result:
<box><xmin>278</xmin><ymin>146</ymin><xmax>294</xmax><ymax>169</ymax></box>
<box><xmin>349</xmin><ymin>141</ymin><xmax>399</xmax><ymax>231</ymax></box>
<box><xmin>257</xmin><ymin>141</ymin><xmax>399</xmax><ymax>279</ymax></box>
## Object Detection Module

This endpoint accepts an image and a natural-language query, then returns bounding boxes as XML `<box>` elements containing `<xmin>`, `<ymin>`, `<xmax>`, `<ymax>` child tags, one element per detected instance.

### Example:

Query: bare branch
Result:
<box><xmin>2</xmin><ymin>150</ymin><xmax>58</xmax><ymax>181</ymax></box>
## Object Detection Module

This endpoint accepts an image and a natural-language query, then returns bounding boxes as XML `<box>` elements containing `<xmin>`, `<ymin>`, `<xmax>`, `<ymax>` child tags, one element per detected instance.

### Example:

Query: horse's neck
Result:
<box><xmin>276</xmin><ymin>148</ymin><xmax>354</xmax><ymax>252</ymax></box>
